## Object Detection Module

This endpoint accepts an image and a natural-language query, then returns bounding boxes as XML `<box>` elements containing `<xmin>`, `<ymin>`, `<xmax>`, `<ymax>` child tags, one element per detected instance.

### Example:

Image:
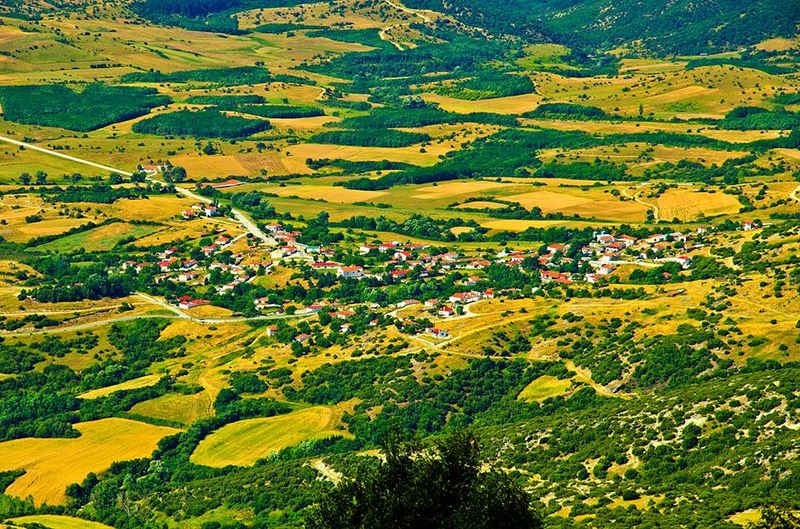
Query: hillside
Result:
<box><xmin>403</xmin><ymin>0</ymin><xmax>800</xmax><ymax>54</ymax></box>
<box><xmin>0</xmin><ymin>0</ymin><xmax>798</xmax><ymax>529</ymax></box>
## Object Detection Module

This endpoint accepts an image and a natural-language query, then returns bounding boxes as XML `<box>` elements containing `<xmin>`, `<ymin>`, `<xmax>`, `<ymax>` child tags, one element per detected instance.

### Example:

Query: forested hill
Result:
<box><xmin>403</xmin><ymin>0</ymin><xmax>800</xmax><ymax>54</ymax></box>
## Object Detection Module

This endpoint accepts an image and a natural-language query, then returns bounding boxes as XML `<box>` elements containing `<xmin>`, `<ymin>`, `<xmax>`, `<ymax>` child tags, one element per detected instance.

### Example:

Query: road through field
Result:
<box><xmin>4</xmin><ymin>293</ymin><xmax>301</xmax><ymax>336</ymax></box>
<box><xmin>622</xmin><ymin>187</ymin><xmax>659</xmax><ymax>222</ymax></box>
<box><xmin>790</xmin><ymin>183</ymin><xmax>800</xmax><ymax>202</ymax></box>
<box><xmin>0</xmin><ymin>134</ymin><xmax>273</xmax><ymax>244</ymax></box>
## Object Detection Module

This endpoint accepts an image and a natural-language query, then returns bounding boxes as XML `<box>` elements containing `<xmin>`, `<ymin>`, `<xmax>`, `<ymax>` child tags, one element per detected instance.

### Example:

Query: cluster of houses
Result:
<box><xmin>182</xmin><ymin>203</ymin><xmax>220</xmax><ymax>220</ymax></box>
<box><xmin>121</xmin><ymin>231</ymin><xmax>275</xmax><ymax>305</ymax></box>
<box><xmin>535</xmin><ymin>228</ymin><xmax>707</xmax><ymax>285</ymax></box>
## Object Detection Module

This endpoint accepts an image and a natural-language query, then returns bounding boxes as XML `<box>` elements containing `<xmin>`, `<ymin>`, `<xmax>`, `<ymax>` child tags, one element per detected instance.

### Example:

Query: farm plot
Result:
<box><xmin>190</xmin><ymin>405</ymin><xmax>351</xmax><ymax>467</ymax></box>
<box><xmin>518</xmin><ymin>375</ymin><xmax>573</xmax><ymax>402</ymax></box>
<box><xmin>32</xmin><ymin>222</ymin><xmax>163</xmax><ymax>252</ymax></box>
<box><xmin>8</xmin><ymin>515</ymin><xmax>114</xmax><ymax>529</ymax></box>
<box><xmin>78</xmin><ymin>374</ymin><xmax>162</xmax><ymax>399</ymax></box>
<box><xmin>411</xmin><ymin>180</ymin><xmax>510</xmax><ymax>200</ymax></box>
<box><xmin>129</xmin><ymin>391</ymin><xmax>214</xmax><ymax>426</ymax></box>
<box><xmin>656</xmin><ymin>188</ymin><xmax>741</xmax><ymax>221</ymax></box>
<box><xmin>0</xmin><ymin>418</ymin><xmax>179</xmax><ymax>506</ymax></box>
<box><xmin>504</xmin><ymin>189</ymin><xmax>647</xmax><ymax>221</ymax></box>
<box><xmin>264</xmin><ymin>184</ymin><xmax>387</xmax><ymax>203</ymax></box>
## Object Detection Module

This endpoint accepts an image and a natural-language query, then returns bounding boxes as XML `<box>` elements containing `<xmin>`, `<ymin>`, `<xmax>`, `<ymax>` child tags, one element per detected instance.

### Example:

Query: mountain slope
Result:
<box><xmin>404</xmin><ymin>0</ymin><xmax>800</xmax><ymax>54</ymax></box>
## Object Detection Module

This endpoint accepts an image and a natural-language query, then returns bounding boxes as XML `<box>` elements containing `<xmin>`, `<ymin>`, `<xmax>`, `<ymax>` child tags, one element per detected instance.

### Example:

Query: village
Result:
<box><xmin>114</xmin><ymin>202</ymin><xmax>761</xmax><ymax>344</ymax></box>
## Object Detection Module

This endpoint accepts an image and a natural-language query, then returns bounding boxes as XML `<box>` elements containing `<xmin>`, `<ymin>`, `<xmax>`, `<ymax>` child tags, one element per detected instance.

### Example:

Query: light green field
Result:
<box><xmin>190</xmin><ymin>405</ymin><xmax>351</xmax><ymax>467</ymax></box>
<box><xmin>129</xmin><ymin>391</ymin><xmax>214</xmax><ymax>426</ymax></box>
<box><xmin>32</xmin><ymin>222</ymin><xmax>163</xmax><ymax>252</ymax></box>
<box><xmin>9</xmin><ymin>515</ymin><xmax>114</xmax><ymax>529</ymax></box>
<box><xmin>518</xmin><ymin>375</ymin><xmax>573</xmax><ymax>402</ymax></box>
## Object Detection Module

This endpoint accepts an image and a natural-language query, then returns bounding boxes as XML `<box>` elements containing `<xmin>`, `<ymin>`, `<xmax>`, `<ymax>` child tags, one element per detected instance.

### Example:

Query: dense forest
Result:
<box><xmin>132</xmin><ymin>109</ymin><xmax>271</xmax><ymax>138</ymax></box>
<box><xmin>0</xmin><ymin>84</ymin><xmax>169</xmax><ymax>131</ymax></box>
<box><xmin>402</xmin><ymin>0</ymin><xmax>800</xmax><ymax>54</ymax></box>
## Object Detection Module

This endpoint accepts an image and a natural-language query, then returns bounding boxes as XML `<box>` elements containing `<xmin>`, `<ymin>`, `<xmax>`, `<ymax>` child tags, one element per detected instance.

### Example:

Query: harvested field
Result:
<box><xmin>78</xmin><ymin>374</ymin><xmax>161</xmax><ymax>399</ymax></box>
<box><xmin>656</xmin><ymin>188</ymin><xmax>741</xmax><ymax>221</ymax></box>
<box><xmin>0</xmin><ymin>418</ymin><xmax>179</xmax><ymax>506</ymax></box>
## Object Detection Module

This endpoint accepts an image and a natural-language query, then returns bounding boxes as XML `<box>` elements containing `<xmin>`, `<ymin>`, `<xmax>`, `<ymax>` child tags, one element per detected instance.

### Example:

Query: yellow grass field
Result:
<box><xmin>504</xmin><ymin>190</ymin><xmax>647</xmax><ymax>221</ymax></box>
<box><xmin>8</xmin><ymin>515</ymin><xmax>114</xmax><ymax>529</ymax></box>
<box><xmin>454</xmin><ymin>200</ymin><xmax>509</xmax><ymax>210</ymax></box>
<box><xmin>129</xmin><ymin>391</ymin><xmax>214</xmax><ymax>426</ymax></box>
<box><xmin>33</xmin><ymin>222</ymin><xmax>163</xmax><ymax>252</ymax></box>
<box><xmin>518</xmin><ymin>375</ymin><xmax>573</xmax><ymax>402</ymax></box>
<box><xmin>656</xmin><ymin>188</ymin><xmax>741</xmax><ymax>221</ymax></box>
<box><xmin>191</xmin><ymin>405</ymin><xmax>351</xmax><ymax>467</ymax></box>
<box><xmin>422</xmin><ymin>92</ymin><xmax>542</xmax><ymax>114</ymax></box>
<box><xmin>482</xmin><ymin>219</ymin><xmax>605</xmax><ymax>231</ymax></box>
<box><xmin>0</xmin><ymin>418</ymin><xmax>180</xmax><ymax>506</ymax></box>
<box><xmin>169</xmin><ymin>154</ymin><xmax>252</xmax><ymax>178</ymax></box>
<box><xmin>282</xmin><ymin>144</ymin><xmax>439</xmax><ymax>173</ymax></box>
<box><xmin>91</xmin><ymin>195</ymin><xmax>196</xmax><ymax>222</ymax></box>
<box><xmin>411</xmin><ymin>180</ymin><xmax>508</xmax><ymax>199</ymax></box>
<box><xmin>265</xmin><ymin>184</ymin><xmax>388</xmax><ymax>203</ymax></box>
<box><xmin>78</xmin><ymin>374</ymin><xmax>161</xmax><ymax>399</ymax></box>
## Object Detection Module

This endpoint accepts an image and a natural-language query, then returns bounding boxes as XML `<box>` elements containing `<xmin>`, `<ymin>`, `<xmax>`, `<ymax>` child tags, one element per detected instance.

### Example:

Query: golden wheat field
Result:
<box><xmin>0</xmin><ymin>418</ymin><xmax>180</xmax><ymax>506</ymax></box>
<box><xmin>78</xmin><ymin>374</ymin><xmax>162</xmax><ymax>399</ymax></box>
<box><xmin>656</xmin><ymin>188</ymin><xmax>741</xmax><ymax>221</ymax></box>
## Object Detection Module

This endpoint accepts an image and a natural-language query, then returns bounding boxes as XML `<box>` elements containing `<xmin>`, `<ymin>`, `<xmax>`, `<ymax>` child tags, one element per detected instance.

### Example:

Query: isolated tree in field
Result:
<box><xmin>305</xmin><ymin>431</ymin><xmax>542</xmax><ymax>529</ymax></box>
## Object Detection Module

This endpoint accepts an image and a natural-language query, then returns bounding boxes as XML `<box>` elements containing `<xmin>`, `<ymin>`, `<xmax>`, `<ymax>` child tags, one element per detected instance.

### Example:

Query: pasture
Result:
<box><xmin>518</xmin><ymin>375</ymin><xmax>573</xmax><ymax>402</ymax></box>
<box><xmin>0</xmin><ymin>418</ymin><xmax>179</xmax><ymax>506</ymax></box>
<box><xmin>190</xmin><ymin>405</ymin><xmax>352</xmax><ymax>467</ymax></box>
<box><xmin>8</xmin><ymin>515</ymin><xmax>114</xmax><ymax>529</ymax></box>
<box><xmin>129</xmin><ymin>391</ymin><xmax>214</xmax><ymax>426</ymax></box>
<box><xmin>32</xmin><ymin>222</ymin><xmax>162</xmax><ymax>252</ymax></box>
<box><xmin>78</xmin><ymin>374</ymin><xmax>161</xmax><ymax>399</ymax></box>
<box><xmin>655</xmin><ymin>188</ymin><xmax>741</xmax><ymax>221</ymax></box>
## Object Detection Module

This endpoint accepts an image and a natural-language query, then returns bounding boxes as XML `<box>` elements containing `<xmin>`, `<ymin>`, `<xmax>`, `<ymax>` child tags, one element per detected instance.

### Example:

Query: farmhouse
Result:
<box><xmin>338</xmin><ymin>266</ymin><xmax>364</xmax><ymax>279</ymax></box>
<box><xmin>426</xmin><ymin>327</ymin><xmax>450</xmax><ymax>339</ymax></box>
<box><xmin>448</xmin><ymin>291</ymin><xmax>481</xmax><ymax>304</ymax></box>
<box><xmin>438</xmin><ymin>306</ymin><xmax>455</xmax><ymax>317</ymax></box>
<box><xmin>178</xmin><ymin>298</ymin><xmax>210</xmax><ymax>310</ymax></box>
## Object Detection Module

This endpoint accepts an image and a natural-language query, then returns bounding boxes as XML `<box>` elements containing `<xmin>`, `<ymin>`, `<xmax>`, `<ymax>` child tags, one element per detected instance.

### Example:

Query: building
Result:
<box><xmin>427</xmin><ymin>327</ymin><xmax>450</xmax><ymax>339</ymax></box>
<box><xmin>448</xmin><ymin>291</ymin><xmax>481</xmax><ymax>304</ymax></box>
<box><xmin>337</xmin><ymin>266</ymin><xmax>364</xmax><ymax>279</ymax></box>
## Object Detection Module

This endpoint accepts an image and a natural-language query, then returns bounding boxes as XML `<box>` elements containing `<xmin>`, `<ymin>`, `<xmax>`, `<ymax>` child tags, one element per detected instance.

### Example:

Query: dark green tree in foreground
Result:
<box><xmin>305</xmin><ymin>431</ymin><xmax>542</xmax><ymax>529</ymax></box>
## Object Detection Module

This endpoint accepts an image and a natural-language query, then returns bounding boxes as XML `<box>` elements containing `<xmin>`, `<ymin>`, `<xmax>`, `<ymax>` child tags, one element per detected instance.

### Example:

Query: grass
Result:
<box><xmin>129</xmin><ymin>391</ymin><xmax>214</xmax><ymax>426</ymax></box>
<box><xmin>9</xmin><ymin>515</ymin><xmax>114</xmax><ymax>529</ymax></box>
<box><xmin>265</xmin><ymin>184</ymin><xmax>388</xmax><ymax>203</ymax></box>
<box><xmin>656</xmin><ymin>188</ymin><xmax>741</xmax><ymax>221</ymax></box>
<box><xmin>78</xmin><ymin>374</ymin><xmax>161</xmax><ymax>399</ymax></box>
<box><xmin>504</xmin><ymin>189</ymin><xmax>647</xmax><ymax>222</ymax></box>
<box><xmin>518</xmin><ymin>375</ymin><xmax>573</xmax><ymax>402</ymax></box>
<box><xmin>190</xmin><ymin>405</ymin><xmax>352</xmax><ymax>467</ymax></box>
<box><xmin>422</xmin><ymin>92</ymin><xmax>542</xmax><ymax>114</ymax></box>
<box><xmin>410</xmin><ymin>180</ymin><xmax>509</xmax><ymax>199</ymax></box>
<box><xmin>32</xmin><ymin>222</ymin><xmax>162</xmax><ymax>252</ymax></box>
<box><xmin>0</xmin><ymin>418</ymin><xmax>180</xmax><ymax>506</ymax></box>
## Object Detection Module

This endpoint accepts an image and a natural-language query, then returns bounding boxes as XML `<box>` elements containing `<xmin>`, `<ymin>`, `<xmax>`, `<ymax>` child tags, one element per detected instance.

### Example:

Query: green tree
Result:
<box><xmin>306</xmin><ymin>431</ymin><xmax>541</xmax><ymax>529</ymax></box>
<box><xmin>748</xmin><ymin>507</ymin><xmax>800</xmax><ymax>529</ymax></box>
